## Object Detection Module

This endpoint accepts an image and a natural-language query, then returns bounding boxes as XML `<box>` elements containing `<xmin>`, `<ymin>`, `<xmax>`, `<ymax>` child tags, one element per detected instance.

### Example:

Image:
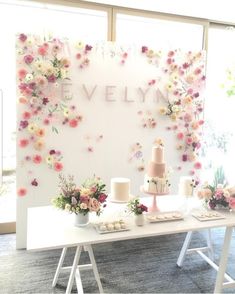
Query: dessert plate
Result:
<box><xmin>146</xmin><ymin>211</ymin><xmax>183</xmax><ymax>223</ymax></box>
<box><xmin>192</xmin><ymin>211</ymin><xmax>225</xmax><ymax>221</ymax></box>
<box><xmin>94</xmin><ymin>220</ymin><xmax>130</xmax><ymax>234</ymax></box>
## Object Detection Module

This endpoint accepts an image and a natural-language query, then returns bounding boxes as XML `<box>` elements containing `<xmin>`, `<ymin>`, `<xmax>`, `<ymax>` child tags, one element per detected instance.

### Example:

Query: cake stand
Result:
<box><xmin>140</xmin><ymin>186</ymin><xmax>168</xmax><ymax>213</ymax></box>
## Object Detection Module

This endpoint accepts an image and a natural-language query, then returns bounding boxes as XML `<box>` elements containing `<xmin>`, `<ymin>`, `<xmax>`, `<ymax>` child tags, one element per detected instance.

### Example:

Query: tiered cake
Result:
<box><xmin>143</xmin><ymin>144</ymin><xmax>170</xmax><ymax>194</ymax></box>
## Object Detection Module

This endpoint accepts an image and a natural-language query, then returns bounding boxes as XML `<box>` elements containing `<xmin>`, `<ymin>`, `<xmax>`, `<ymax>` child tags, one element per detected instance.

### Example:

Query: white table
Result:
<box><xmin>27</xmin><ymin>205</ymin><xmax>235</xmax><ymax>294</ymax></box>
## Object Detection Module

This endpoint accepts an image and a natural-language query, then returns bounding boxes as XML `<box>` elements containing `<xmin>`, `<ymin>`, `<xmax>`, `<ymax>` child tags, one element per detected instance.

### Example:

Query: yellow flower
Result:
<box><xmin>159</xmin><ymin>107</ymin><xmax>167</xmax><ymax>115</ymax></box>
<box><xmin>170</xmin><ymin>113</ymin><xmax>177</xmax><ymax>121</ymax></box>
<box><xmin>28</xmin><ymin>123</ymin><xmax>38</xmax><ymax>134</ymax></box>
<box><xmin>80</xmin><ymin>187</ymin><xmax>92</xmax><ymax>197</ymax></box>
<box><xmin>75</xmin><ymin>41</ymin><xmax>84</xmax><ymax>49</ymax></box>
<box><xmin>154</xmin><ymin>138</ymin><xmax>164</xmax><ymax>146</ymax></box>
<box><xmin>165</xmin><ymin>82</ymin><xmax>174</xmax><ymax>92</ymax></box>
<box><xmin>146</xmin><ymin>50</ymin><xmax>154</xmax><ymax>58</ymax></box>
<box><xmin>63</xmin><ymin>108</ymin><xmax>70</xmax><ymax>117</ymax></box>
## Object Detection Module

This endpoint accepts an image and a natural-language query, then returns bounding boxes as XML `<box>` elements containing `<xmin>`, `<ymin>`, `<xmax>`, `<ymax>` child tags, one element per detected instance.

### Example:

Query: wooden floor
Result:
<box><xmin>0</xmin><ymin>229</ymin><xmax>235</xmax><ymax>293</ymax></box>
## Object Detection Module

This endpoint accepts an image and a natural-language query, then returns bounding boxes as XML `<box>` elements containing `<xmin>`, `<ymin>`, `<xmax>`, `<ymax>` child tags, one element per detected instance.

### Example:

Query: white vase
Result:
<box><xmin>135</xmin><ymin>214</ymin><xmax>145</xmax><ymax>226</ymax></box>
<box><xmin>74</xmin><ymin>213</ymin><xmax>89</xmax><ymax>227</ymax></box>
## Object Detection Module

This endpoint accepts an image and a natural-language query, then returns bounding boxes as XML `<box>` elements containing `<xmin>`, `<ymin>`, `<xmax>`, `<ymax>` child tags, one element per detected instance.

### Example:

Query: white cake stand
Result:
<box><xmin>140</xmin><ymin>185</ymin><xmax>168</xmax><ymax>213</ymax></box>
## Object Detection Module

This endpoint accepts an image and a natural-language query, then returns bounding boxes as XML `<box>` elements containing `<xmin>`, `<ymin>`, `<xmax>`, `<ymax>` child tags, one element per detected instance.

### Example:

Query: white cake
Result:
<box><xmin>110</xmin><ymin>177</ymin><xmax>130</xmax><ymax>202</ymax></box>
<box><xmin>178</xmin><ymin>176</ymin><xmax>194</xmax><ymax>197</ymax></box>
<box><xmin>143</xmin><ymin>144</ymin><xmax>170</xmax><ymax>194</ymax></box>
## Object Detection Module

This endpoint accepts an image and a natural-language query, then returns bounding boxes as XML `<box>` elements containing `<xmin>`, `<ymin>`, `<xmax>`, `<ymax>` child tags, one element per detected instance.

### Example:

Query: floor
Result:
<box><xmin>0</xmin><ymin>229</ymin><xmax>235</xmax><ymax>293</ymax></box>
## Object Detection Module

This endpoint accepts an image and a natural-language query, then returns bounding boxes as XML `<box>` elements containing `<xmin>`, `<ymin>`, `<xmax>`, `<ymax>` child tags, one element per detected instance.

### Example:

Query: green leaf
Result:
<box><xmin>52</xmin><ymin>126</ymin><xmax>59</xmax><ymax>134</ymax></box>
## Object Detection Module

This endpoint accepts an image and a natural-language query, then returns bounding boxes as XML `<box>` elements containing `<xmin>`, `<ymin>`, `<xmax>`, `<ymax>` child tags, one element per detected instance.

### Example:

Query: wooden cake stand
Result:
<box><xmin>140</xmin><ymin>185</ymin><xmax>168</xmax><ymax>213</ymax></box>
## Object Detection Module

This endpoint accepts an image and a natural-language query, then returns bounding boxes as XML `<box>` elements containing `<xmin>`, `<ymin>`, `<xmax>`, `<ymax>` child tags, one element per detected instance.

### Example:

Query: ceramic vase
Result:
<box><xmin>74</xmin><ymin>213</ymin><xmax>89</xmax><ymax>227</ymax></box>
<box><xmin>135</xmin><ymin>214</ymin><xmax>145</xmax><ymax>226</ymax></box>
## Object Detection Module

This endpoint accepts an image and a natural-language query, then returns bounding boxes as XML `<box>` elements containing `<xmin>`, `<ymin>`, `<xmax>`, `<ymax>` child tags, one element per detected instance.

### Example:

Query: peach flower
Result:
<box><xmin>36</xmin><ymin>128</ymin><xmax>45</xmax><ymax>137</ymax></box>
<box><xmin>34</xmin><ymin>139</ymin><xmax>45</xmax><ymax>151</ymax></box>
<box><xmin>88</xmin><ymin>198</ymin><xmax>100</xmax><ymax>212</ymax></box>
<box><xmin>203</xmin><ymin>188</ymin><xmax>213</xmax><ymax>199</ymax></box>
<box><xmin>229</xmin><ymin>198</ymin><xmax>235</xmax><ymax>209</ymax></box>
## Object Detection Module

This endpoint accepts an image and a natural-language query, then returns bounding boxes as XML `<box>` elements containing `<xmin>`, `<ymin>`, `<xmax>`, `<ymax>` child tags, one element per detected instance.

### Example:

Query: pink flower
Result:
<box><xmin>186</xmin><ymin>137</ymin><xmax>193</xmax><ymax>145</ymax></box>
<box><xmin>33</xmin><ymin>154</ymin><xmax>42</xmax><ymax>164</ymax></box>
<box><xmin>19</xmin><ymin>139</ymin><xmax>29</xmax><ymax>148</ymax></box>
<box><xmin>191</xmin><ymin>121</ymin><xmax>199</xmax><ymax>130</ymax></box>
<box><xmin>177</xmin><ymin>132</ymin><xmax>184</xmax><ymax>140</ymax></box>
<box><xmin>54</xmin><ymin>162</ymin><xmax>63</xmax><ymax>172</ymax></box>
<box><xmin>22</xmin><ymin>111</ymin><xmax>31</xmax><ymax>120</ymax></box>
<box><xmin>19</xmin><ymin>33</ymin><xmax>27</xmax><ymax>42</ymax></box>
<box><xmin>168</xmin><ymin>51</ymin><xmax>174</xmax><ymax>57</ymax></box>
<box><xmin>229</xmin><ymin>198</ymin><xmax>235</xmax><ymax>209</ymax></box>
<box><xmin>69</xmin><ymin>119</ymin><xmax>78</xmax><ymax>128</ymax></box>
<box><xmin>47</xmin><ymin>74</ymin><xmax>56</xmax><ymax>83</ymax></box>
<box><xmin>18</xmin><ymin>69</ymin><xmax>27</xmax><ymax>80</ymax></box>
<box><xmin>141</xmin><ymin>46</ymin><xmax>148</xmax><ymax>53</ymax></box>
<box><xmin>24</xmin><ymin>55</ymin><xmax>34</xmax><ymax>64</ymax></box>
<box><xmin>76</xmin><ymin>53</ymin><xmax>81</xmax><ymax>59</ymax></box>
<box><xmin>183</xmin><ymin>113</ymin><xmax>193</xmax><ymax>123</ymax></box>
<box><xmin>17</xmin><ymin>187</ymin><xmax>27</xmax><ymax>197</ymax></box>
<box><xmin>194</xmin><ymin>68</ymin><xmax>202</xmax><ymax>75</ymax></box>
<box><xmin>38</xmin><ymin>46</ymin><xmax>47</xmax><ymax>56</ymax></box>
<box><xmin>43</xmin><ymin>118</ymin><xmax>50</xmax><ymax>125</ymax></box>
<box><xmin>98</xmin><ymin>193</ymin><xmax>107</xmax><ymax>203</ymax></box>
<box><xmin>194</xmin><ymin>162</ymin><xmax>202</xmax><ymax>169</ymax></box>
<box><xmin>182</xmin><ymin>154</ymin><xmax>188</xmax><ymax>162</ymax></box>
<box><xmin>88</xmin><ymin>198</ymin><xmax>100</xmax><ymax>212</ymax></box>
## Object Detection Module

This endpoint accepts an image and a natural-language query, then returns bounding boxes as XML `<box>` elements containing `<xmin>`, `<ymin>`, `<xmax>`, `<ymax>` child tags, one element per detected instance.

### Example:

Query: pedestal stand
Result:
<box><xmin>140</xmin><ymin>186</ymin><xmax>168</xmax><ymax>213</ymax></box>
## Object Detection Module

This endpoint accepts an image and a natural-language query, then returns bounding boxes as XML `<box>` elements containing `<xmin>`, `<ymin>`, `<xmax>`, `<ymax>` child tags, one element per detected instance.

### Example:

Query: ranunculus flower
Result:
<box><xmin>88</xmin><ymin>198</ymin><xmax>100</xmax><ymax>212</ymax></box>
<box><xmin>19</xmin><ymin>139</ymin><xmax>29</xmax><ymax>148</ymax></box>
<box><xmin>54</xmin><ymin>162</ymin><xmax>63</xmax><ymax>172</ymax></box>
<box><xmin>34</xmin><ymin>139</ymin><xmax>45</xmax><ymax>151</ymax></box>
<box><xmin>69</xmin><ymin>119</ymin><xmax>78</xmax><ymax>128</ymax></box>
<box><xmin>17</xmin><ymin>187</ymin><xmax>27</xmax><ymax>197</ymax></box>
<box><xmin>38</xmin><ymin>46</ymin><xmax>48</xmax><ymax>56</ymax></box>
<box><xmin>186</xmin><ymin>137</ymin><xmax>193</xmax><ymax>145</ymax></box>
<box><xmin>33</xmin><ymin>154</ymin><xmax>42</xmax><ymax>164</ymax></box>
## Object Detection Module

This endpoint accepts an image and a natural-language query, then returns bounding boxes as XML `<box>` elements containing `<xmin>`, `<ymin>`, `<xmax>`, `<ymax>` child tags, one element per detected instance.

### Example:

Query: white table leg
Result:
<box><xmin>66</xmin><ymin>246</ymin><xmax>82</xmax><ymax>294</ymax></box>
<box><xmin>177</xmin><ymin>231</ymin><xmax>193</xmax><ymax>267</ymax></box>
<box><xmin>214</xmin><ymin>226</ymin><xmax>233</xmax><ymax>294</ymax></box>
<box><xmin>87</xmin><ymin>245</ymin><xmax>104</xmax><ymax>293</ymax></box>
<box><xmin>52</xmin><ymin>247</ymin><xmax>67</xmax><ymax>287</ymax></box>
<box><xmin>206</xmin><ymin>229</ymin><xmax>214</xmax><ymax>261</ymax></box>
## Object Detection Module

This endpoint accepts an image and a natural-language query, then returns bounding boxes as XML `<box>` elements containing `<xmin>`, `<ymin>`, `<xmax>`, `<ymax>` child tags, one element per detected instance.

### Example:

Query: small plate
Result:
<box><xmin>94</xmin><ymin>220</ymin><xmax>130</xmax><ymax>234</ymax></box>
<box><xmin>146</xmin><ymin>211</ymin><xmax>183</xmax><ymax>223</ymax></box>
<box><xmin>192</xmin><ymin>211</ymin><xmax>225</xmax><ymax>221</ymax></box>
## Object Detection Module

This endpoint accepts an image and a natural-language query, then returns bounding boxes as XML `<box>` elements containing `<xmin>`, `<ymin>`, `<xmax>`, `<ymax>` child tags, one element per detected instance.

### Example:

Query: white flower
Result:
<box><xmin>60</xmin><ymin>69</ymin><xmax>68</xmax><ymax>79</ymax></box>
<box><xmin>80</xmin><ymin>203</ymin><xmax>88</xmax><ymax>210</ymax></box>
<box><xmin>25</xmin><ymin>73</ymin><xmax>34</xmax><ymax>82</ymax></box>
<box><xmin>65</xmin><ymin>204</ymin><xmax>71</xmax><ymax>211</ymax></box>
<box><xmin>172</xmin><ymin>105</ymin><xmax>180</xmax><ymax>113</ymax></box>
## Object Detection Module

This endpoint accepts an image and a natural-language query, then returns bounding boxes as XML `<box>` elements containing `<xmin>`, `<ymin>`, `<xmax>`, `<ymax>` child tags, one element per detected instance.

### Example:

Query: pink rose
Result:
<box><xmin>24</xmin><ymin>54</ymin><xmax>34</xmax><ymax>64</ymax></box>
<box><xmin>186</xmin><ymin>137</ymin><xmax>193</xmax><ymax>145</ymax></box>
<box><xmin>229</xmin><ymin>198</ymin><xmax>235</xmax><ymax>209</ymax></box>
<box><xmin>98</xmin><ymin>193</ymin><xmax>107</xmax><ymax>203</ymax></box>
<box><xmin>88</xmin><ymin>198</ymin><xmax>100</xmax><ymax>212</ymax></box>
<box><xmin>69</xmin><ymin>119</ymin><xmax>78</xmax><ymax>128</ymax></box>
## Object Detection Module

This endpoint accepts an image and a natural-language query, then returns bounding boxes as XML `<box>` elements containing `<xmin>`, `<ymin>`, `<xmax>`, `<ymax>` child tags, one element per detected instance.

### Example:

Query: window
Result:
<box><xmin>115</xmin><ymin>12</ymin><xmax>204</xmax><ymax>50</ymax></box>
<box><xmin>202</xmin><ymin>26</ymin><xmax>235</xmax><ymax>183</ymax></box>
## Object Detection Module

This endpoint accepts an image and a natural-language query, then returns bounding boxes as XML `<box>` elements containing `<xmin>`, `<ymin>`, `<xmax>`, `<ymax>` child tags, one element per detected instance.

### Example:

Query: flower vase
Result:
<box><xmin>135</xmin><ymin>214</ymin><xmax>145</xmax><ymax>226</ymax></box>
<box><xmin>74</xmin><ymin>213</ymin><xmax>89</xmax><ymax>227</ymax></box>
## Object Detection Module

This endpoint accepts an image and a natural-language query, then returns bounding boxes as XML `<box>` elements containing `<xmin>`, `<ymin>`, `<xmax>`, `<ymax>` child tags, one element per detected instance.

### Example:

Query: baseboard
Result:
<box><xmin>0</xmin><ymin>222</ymin><xmax>16</xmax><ymax>234</ymax></box>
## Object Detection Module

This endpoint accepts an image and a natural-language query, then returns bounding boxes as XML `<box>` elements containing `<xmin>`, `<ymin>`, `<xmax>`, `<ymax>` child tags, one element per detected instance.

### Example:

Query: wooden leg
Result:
<box><xmin>87</xmin><ymin>245</ymin><xmax>104</xmax><ymax>293</ymax></box>
<box><xmin>52</xmin><ymin>247</ymin><xmax>67</xmax><ymax>287</ymax></box>
<box><xmin>66</xmin><ymin>246</ymin><xmax>82</xmax><ymax>294</ymax></box>
<box><xmin>214</xmin><ymin>226</ymin><xmax>233</xmax><ymax>294</ymax></box>
<box><xmin>177</xmin><ymin>231</ymin><xmax>193</xmax><ymax>267</ymax></box>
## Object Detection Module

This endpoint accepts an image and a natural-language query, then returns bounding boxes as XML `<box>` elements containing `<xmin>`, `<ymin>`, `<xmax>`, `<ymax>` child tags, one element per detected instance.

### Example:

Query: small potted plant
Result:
<box><xmin>127</xmin><ymin>198</ymin><xmax>148</xmax><ymax>226</ymax></box>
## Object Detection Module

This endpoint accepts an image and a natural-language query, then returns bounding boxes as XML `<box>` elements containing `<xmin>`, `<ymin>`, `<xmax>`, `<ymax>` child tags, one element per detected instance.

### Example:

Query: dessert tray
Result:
<box><xmin>146</xmin><ymin>211</ymin><xmax>184</xmax><ymax>223</ymax></box>
<box><xmin>94</xmin><ymin>220</ymin><xmax>130</xmax><ymax>234</ymax></box>
<box><xmin>192</xmin><ymin>211</ymin><xmax>226</xmax><ymax>221</ymax></box>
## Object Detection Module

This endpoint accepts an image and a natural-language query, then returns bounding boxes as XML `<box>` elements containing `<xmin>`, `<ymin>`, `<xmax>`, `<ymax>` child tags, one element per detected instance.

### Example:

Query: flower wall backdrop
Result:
<box><xmin>16</xmin><ymin>34</ymin><xmax>205</xmax><ymax>247</ymax></box>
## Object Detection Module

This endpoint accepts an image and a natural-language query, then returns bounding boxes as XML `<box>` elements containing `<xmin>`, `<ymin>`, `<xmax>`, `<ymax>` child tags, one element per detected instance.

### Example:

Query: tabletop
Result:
<box><xmin>27</xmin><ymin>201</ymin><xmax>235</xmax><ymax>251</ymax></box>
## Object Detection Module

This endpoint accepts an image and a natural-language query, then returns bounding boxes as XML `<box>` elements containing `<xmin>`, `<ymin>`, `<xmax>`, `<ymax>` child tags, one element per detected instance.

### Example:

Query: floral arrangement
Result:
<box><xmin>52</xmin><ymin>174</ymin><xmax>108</xmax><ymax>215</ymax></box>
<box><xmin>141</xmin><ymin>47</ymin><xmax>205</xmax><ymax>174</ymax></box>
<box><xmin>197</xmin><ymin>184</ymin><xmax>235</xmax><ymax>210</ymax></box>
<box><xmin>127</xmin><ymin>198</ymin><xmax>148</xmax><ymax>215</ymax></box>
